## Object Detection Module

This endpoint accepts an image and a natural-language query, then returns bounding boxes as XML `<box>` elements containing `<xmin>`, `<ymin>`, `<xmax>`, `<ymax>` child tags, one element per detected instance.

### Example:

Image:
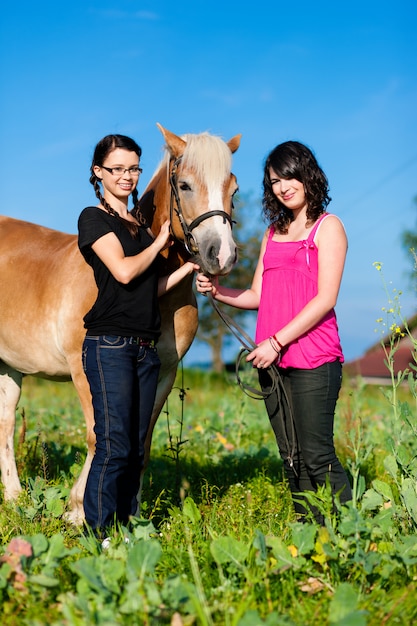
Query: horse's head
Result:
<box><xmin>153</xmin><ymin>123</ymin><xmax>241</xmax><ymax>276</ymax></box>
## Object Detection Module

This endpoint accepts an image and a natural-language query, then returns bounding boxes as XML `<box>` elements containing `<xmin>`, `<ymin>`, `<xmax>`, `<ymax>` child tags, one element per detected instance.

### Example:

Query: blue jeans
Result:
<box><xmin>82</xmin><ymin>335</ymin><xmax>161</xmax><ymax>534</ymax></box>
<box><xmin>259</xmin><ymin>360</ymin><xmax>352</xmax><ymax>521</ymax></box>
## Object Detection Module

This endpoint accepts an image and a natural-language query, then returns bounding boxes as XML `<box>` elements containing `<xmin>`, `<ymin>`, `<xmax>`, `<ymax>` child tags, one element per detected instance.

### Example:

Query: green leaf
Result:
<box><xmin>71</xmin><ymin>557</ymin><xmax>110</xmax><ymax>594</ymax></box>
<box><xmin>253</xmin><ymin>528</ymin><xmax>268</xmax><ymax>564</ymax></box>
<box><xmin>395</xmin><ymin>535</ymin><xmax>417</xmax><ymax>566</ymax></box>
<box><xmin>29</xmin><ymin>533</ymin><xmax>49</xmax><ymax>557</ymax></box>
<box><xmin>372</xmin><ymin>507</ymin><xmax>394</xmax><ymax>533</ymax></box>
<box><xmin>396</xmin><ymin>444</ymin><xmax>412</xmax><ymax>468</ymax></box>
<box><xmin>182</xmin><ymin>496</ymin><xmax>201</xmax><ymax>524</ymax></box>
<box><xmin>356</xmin><ymin>474</ymin><xmax>366</xmax><ymax>499</ymax></box>
<box><xmin>72</xmin><ymin>559</ymin><xmax>121</xmax><ymax>599</ymax></box>
<box><xmin>210</xmin><ymin>535</ymin><xmax>249</xmax><ymax>569</ymax></box>
<box><xmin>329</xmin><ymin>583</ymin><xmax>367</xmax><ymax>625</ymax></box>
<box><xmin>99</xmin><ymin>558</ymin><xmax>126</xmax><ymax>595</ymax></box>
<box><xmin>0</xmin><ymin>564</ymin><xmax>12</xmax><ymax>589</ymax></box>
<box><xmin>383</xmin><ymin>455</ymin><xmax>398</xmax><ymax>480</ymax></box>
<box><xmin>290</xmin><ymin>523</ymin><xmax>316</xmax><ymax>555</ymax></box>
<box><xmin>46</xmin><ymin>497</ymin><xmax>64</xmax><ymax>517</ymax></box>
<box><xmin>29</xmin><ymin>573</ymin><xmax>59</xmax><ymax>587</ymax></box>
<box><xmin>119</xmin><ymin>580</ymin><xmax>160</xmax><ymax>614</ymax></box>
<box><xmin>44</xmin><ymin>533</ymin><xmax>75</xmax><ymax>562</ymax></box>
<box><xmin>266</xmin><ymin>536</ymin><xmax>301</xmax><ymax>570</ymax></box>
<box><xmin>360</xmin><ymin>488</ymin><xmax>384</xmax><ymax>511</ymax></box>
<box><xmin>161</xmin><ymin>574</ymin><xmax>191</xmax><ymax>607</ymax></box>
<box><xmin>237</xmin><ymin>611</ymin><xmax>263</xmax><ymax>626</ymax></box>
<box><xmin>127</xmin><ymin>539</ymin><xmax>162</xmax><ymax>580</ymax></box>
<box><xmin>131</xmin><ymin>518</ymin><xmax>156</xmax><ymax>541</ymax></box>
<box><xmin>372</xmin><ymin>479</ymin><xmax>395</xmax><ymax>502</ymax></box>
<box><xmin>400</xmin><ymin>478</ymin><xmax>417</xmax><ymax>523</ymax></box>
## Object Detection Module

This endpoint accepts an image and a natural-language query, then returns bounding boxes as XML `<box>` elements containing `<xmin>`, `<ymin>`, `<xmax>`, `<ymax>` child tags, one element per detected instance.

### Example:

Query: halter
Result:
<box><xmin>169</xmin><ymin>156</ymin><xmax>233</xmax><ymax>255</ymax></box>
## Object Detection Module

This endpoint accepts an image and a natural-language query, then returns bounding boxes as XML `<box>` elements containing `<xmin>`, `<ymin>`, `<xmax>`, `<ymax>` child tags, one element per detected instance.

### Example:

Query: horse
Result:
<box><xmin>0</xmin><ymin>123</ymin><xmax>241</xmax><ymax>524</ymax></box>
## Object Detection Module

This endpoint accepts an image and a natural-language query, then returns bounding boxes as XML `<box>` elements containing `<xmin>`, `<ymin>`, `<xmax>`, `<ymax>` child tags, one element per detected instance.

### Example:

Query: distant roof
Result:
<box><xmin>344</xmin><ymin>313</ymin><xmax>417</xmax><ymax>380</ymax></box>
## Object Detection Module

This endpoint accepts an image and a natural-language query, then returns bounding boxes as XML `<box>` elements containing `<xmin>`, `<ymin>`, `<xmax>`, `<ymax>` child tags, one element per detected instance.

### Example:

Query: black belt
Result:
<box><xmin>128</xmin><ymin>337</ymin><xmax>156</xmax><ymax>348</ymax></box>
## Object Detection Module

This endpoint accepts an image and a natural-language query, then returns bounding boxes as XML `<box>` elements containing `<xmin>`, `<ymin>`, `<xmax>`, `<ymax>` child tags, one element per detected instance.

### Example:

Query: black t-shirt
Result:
<box><xmin>77</xmin><ymin>206</ymin><xmax>160</xmax><ymax>339</ymax></box>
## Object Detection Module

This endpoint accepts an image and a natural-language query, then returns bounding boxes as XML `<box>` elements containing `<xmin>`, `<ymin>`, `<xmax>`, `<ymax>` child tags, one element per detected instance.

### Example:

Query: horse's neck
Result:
<box><xmin>139</xmin><ymin>168</ymin><xmax>168</xmax><ymax>233</ymax></box>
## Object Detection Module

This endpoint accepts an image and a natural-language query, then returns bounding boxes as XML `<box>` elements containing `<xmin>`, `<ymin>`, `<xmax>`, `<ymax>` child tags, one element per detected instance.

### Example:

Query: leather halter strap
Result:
<box><xmin>169</xmin><ymin>156</ymin><xmax>233</xmax><ymax>255</ymax></box>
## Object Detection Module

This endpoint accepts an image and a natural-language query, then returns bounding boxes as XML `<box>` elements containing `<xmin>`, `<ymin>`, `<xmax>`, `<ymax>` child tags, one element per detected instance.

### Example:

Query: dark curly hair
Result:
<box><xmin>262</xmin><ymin>141</ymin><xmax>331</xmax><ymax>234</ymax></box>
<box><xmin>90</xmin><ymin>134</ymin><xmax>146</xmax><ymax>237</ymax></box>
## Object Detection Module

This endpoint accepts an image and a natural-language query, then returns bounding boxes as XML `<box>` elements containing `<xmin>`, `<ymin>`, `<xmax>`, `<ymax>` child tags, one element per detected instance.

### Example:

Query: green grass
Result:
<box><xmin>1</xmin><ymin>369</ymin><xmax>417</xmax><ymax>625</ymax></box>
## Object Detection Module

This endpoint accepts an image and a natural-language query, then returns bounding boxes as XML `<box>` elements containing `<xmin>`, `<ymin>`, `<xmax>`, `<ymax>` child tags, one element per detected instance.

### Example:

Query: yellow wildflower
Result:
<box><xmin>288</xmin><ymin>544</ymin><xmax>298</xmax><ymax>557</ymax></box>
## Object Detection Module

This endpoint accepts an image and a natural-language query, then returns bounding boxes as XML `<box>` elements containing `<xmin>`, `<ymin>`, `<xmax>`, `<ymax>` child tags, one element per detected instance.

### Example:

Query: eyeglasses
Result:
<box><xmin>101</xmin><ymin>166</ymin><xmax>143</xmax><ymax>176</ymax></box>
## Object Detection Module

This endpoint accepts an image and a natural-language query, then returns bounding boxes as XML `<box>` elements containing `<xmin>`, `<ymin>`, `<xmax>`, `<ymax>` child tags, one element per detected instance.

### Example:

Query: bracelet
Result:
<box><xmin>269</xmin><ymin>336</ymin><xmax>280</xmax><ymax>354</ymax></box>
<box><xmin>273</xmin><ymin>334</ymin><xmax>284</xmax><ymax>350</ymax></box>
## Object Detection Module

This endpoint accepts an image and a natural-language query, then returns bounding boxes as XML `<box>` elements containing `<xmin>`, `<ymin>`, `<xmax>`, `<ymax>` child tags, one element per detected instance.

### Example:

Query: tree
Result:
<box><xmin>401</xmin><ymin>195</ymin><xmax>417</xmax><ymax>292</ymax></box>
<box><xmin>195</xmin><ymin>192</ymin><xmax>264</xmax><ymax>372</ymax></box>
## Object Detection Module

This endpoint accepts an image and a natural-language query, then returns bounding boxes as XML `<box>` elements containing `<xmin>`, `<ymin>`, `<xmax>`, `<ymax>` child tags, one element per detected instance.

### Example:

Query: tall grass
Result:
<box><xmin>1</xmin><ymin>348</ymin><xmax>417</xmax><ymax>624</ymax></box>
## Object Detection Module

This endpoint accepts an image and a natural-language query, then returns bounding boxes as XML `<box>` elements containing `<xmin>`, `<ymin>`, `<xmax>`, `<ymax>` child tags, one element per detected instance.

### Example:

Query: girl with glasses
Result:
<box><xmin>78</xmin><ymin>134</ymin><xmax>198</xmax><ymax>541</ymax></box>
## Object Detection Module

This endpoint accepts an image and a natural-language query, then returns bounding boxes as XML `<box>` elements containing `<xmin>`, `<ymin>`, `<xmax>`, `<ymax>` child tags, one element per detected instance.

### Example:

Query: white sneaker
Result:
<box><xmin>101</xmin><ymin>536</ymin><xmax>129</xmax><ymax>550</ymax></box>
<box><xmin>102</xmin><ymin>537</ymin><xmax>111</xmax><ymax>550</ymax></box>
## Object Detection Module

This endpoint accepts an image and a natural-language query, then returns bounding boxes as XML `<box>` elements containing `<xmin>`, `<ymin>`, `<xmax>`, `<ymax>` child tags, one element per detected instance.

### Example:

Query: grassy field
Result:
<box><xmin>0</xmin><ymin>365</ymin><xmax>416</xmax><ymax>625</ymax></box>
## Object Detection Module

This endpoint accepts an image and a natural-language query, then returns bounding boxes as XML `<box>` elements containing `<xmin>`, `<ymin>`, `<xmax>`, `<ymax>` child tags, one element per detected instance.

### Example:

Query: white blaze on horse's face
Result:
<box><xmin>190</xmin><ymin>172</ymin><xmax>239</xmax><ymax>276</ymax></box>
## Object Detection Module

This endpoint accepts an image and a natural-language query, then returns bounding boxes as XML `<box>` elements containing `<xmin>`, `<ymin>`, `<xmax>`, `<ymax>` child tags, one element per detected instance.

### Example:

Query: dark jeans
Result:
<box><xmin>259</xmin><ymin>360</ymin><xmax>351</xmax><ymax>521</ymax></box>
<box><xmin>82</xmin><ymin>335</ymin><xmax>161</xmax><ymax>535</ymax></box>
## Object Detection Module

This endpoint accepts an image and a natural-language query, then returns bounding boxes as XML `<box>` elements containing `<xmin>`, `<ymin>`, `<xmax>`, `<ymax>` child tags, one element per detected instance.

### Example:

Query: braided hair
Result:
<box><xmin>262</xmin><ymin>141</ymin><xmax>331</xmax><ymax>234</ymax></box>
<box><xmin>90</xmin><ymin>134</ymin><xmax>147</xmax><ymax>237</ymax></box>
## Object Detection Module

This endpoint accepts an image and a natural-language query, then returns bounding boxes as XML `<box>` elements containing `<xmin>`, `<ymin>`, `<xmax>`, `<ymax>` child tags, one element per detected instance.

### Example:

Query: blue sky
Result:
<box><xmin>1</xmin><ymin>1</ymin><xmax>416</xmax><ymax>364</ymax></box>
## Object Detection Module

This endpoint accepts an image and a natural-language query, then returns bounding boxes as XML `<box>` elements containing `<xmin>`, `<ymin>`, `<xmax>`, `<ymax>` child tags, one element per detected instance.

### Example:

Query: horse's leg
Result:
<box><xmin>0</xmin><ymin>363</ymin><xmax>23</xmax><ymax>500</ymax></box>
<box><xmin>65</xmin><ymin>353</ymin><xmax>95</xmax><ymax>525</ymax></box>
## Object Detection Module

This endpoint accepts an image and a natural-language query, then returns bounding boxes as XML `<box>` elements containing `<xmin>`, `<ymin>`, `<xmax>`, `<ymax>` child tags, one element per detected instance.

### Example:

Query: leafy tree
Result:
<box><xmin>401</xmin><ymin>195</ymin><xmax>417</xmax><ymax>291</ymax></box>
<box><xmin>195</xmin><ymin>192</ymin><xmax>264</xmax><ymax>372</ymax></box>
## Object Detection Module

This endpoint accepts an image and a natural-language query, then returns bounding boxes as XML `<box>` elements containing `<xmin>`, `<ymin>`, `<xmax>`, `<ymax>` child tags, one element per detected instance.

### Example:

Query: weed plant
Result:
<box><xmin>1</xmin><ymin>278</ymin><xmax>417</xmax><ymax>624</ymax></box>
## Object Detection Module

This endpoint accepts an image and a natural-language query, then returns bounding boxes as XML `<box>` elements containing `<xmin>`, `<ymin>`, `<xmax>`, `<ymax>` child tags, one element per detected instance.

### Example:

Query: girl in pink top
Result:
<box><xmin>256</xmin><ymin>212</ymin><xmax>344</xmax><ymax>369</ymax></box>
<box><xmin>196</xmin><ymin>141</ymin><xmax>351</xmax><ymax>523</ymax></box>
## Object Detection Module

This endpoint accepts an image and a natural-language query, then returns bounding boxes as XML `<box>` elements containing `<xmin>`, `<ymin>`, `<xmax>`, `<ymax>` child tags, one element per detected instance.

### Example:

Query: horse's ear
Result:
<box><xmin>156</xmin><ymin>123</ymin><xmax>187</xmax><ymax>158</ymax></box>
<box><xmin>227</xmin><ymin>134</ymin><xmax>242</xmax><ymax>154</ymax></box>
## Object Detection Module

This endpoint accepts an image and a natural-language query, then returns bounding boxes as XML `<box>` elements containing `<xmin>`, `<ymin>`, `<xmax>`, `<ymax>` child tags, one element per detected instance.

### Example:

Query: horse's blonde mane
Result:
<box><xmin>153</xmin><ymin>132</ymin><xmax>233</xmax><ymax>186</ymax></box>
<box><xmin>180</xmin><ymin>133</ymin><xmax>233</xmax><ymax>185</ymax></box>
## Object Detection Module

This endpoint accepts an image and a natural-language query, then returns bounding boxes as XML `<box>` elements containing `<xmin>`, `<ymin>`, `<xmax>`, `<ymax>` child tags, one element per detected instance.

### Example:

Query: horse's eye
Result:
<box><xmin>179</xmin><ymin>182</ymin><xmax>191</xmax><ymax>191</ymax></box>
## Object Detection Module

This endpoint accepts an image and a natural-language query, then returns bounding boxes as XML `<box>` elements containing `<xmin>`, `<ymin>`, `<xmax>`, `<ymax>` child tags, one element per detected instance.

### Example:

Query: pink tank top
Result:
<box><xmin>255</xmin><ymin>213</ymin><xmax>344</xmax><ymax>369</ymax></box>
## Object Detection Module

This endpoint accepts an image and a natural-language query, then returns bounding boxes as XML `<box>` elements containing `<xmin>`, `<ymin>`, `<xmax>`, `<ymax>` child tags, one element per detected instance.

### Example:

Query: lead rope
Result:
<box><xmin>207</xmin><ymin>293</ymin><xmax>278</xmax><ymax>399</ymax></box>
<box><xmin>206</xmin><ymin>293</ymin><xmax>297</xmax><ymax>472</ymax></box>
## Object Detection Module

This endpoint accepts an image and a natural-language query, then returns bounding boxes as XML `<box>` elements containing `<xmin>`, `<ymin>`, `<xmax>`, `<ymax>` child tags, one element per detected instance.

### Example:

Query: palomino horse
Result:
<box><xmin>0</xmin><ymin>124</ymin><xmax>241</xmax><ymax>524</ymax></box>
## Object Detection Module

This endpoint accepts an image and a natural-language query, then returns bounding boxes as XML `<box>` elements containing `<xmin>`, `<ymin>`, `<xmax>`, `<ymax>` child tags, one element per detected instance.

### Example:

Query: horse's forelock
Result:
<box><xmin>181</xmin><ymin>133</ymin><xmax>233</xmax><ymax>186</ymax></box>
<box><xmin>149</xmin><ymin>132</ymin><xmax>233</xmax><ymax>188</ymax></box>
